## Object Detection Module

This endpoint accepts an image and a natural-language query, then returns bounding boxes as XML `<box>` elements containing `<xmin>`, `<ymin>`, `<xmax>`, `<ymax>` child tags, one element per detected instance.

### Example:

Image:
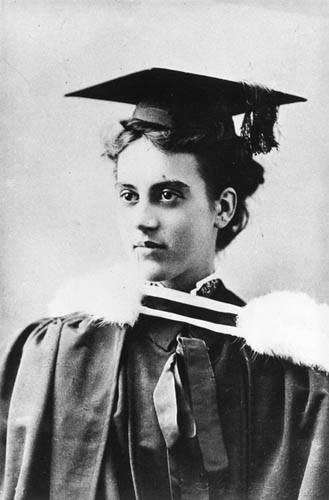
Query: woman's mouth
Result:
<box><xmin>134</xmin><ymin>240</ymin><xmax>166</xmax><ymax>250</ymax></box>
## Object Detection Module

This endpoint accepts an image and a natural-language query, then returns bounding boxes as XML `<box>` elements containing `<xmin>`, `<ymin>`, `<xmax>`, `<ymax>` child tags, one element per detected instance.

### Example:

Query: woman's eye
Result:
<box><xmin>160</xmin><ymin>190</ymin><xmax>180</xmax><ymax>202</ymax></box>
<box><xmin>120</xmin><ymin>190</ymin><xmax>139</xmax><ymax>203</ymax></box>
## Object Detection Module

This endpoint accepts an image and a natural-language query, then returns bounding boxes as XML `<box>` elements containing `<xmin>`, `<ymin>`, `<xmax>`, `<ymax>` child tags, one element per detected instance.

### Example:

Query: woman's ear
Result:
<box><xmin>214</xmin><ymin>187</ymin><xmax>237</xmax><ymax>229</ymax></box>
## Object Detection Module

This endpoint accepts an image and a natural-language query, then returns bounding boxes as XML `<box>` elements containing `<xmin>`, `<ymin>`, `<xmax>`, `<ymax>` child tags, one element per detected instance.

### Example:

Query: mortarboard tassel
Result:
<box><xmin>240</xmin><ymin>83</ymin><xmax>279</xmax><ymax>155</ymax></box>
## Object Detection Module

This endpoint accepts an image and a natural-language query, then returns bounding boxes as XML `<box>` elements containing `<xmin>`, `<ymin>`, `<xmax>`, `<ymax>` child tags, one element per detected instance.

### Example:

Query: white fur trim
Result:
<box><xmin>238</xmin><ymin>291</ymin><xmax>329</xmax><ymax>372</ymax></box>
<box><xmin>49</xmin><ymin>265</ymin><xmax>329</xmax><ymax>371</ymax></box>
<box><xmin>49</xmin><ymin>263</ymin><xmax>143</xmax><ymax>327</ymax></box>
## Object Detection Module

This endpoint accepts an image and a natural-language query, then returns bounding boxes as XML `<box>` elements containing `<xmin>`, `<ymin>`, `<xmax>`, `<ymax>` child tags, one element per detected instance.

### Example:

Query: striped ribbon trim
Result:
<box><xmin>140</xmin><ymin>284</ymin><xmax>242</xmax><ymax>336</ymax></box>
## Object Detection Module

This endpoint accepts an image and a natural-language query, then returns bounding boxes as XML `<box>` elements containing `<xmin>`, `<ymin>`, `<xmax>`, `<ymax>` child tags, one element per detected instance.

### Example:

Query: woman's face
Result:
<box><xmin>115</xmin><ymin>137</ymin><xmax>218</xmax><ymax>291</ymax></box>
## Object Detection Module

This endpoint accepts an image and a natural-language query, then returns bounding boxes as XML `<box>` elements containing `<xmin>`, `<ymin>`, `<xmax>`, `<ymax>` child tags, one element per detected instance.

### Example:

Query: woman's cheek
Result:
<box><xmin>171</xmin><ymin>223</ymin><xmax>194</xmax><ymax>252</ymax></box>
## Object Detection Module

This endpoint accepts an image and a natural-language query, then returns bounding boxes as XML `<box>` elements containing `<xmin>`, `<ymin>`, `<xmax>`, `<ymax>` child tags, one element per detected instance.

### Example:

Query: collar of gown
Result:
<box><xmin>146</xmin><ymin>271</ymin><xmax>221</xmax><ymax>296</ymax></box>
<box><xmin>143</xmin><ymin>275</ymin><xmax>227</xmax><ymax>351</ymax></box>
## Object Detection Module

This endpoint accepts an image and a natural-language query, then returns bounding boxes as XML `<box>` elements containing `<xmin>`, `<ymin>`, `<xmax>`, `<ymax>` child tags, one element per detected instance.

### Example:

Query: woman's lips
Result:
<box><xmin>134</xmin><ymin>241</ymin><xmax>166</xmax><ymax>249</ymax></box>
<box><xmin>133</xmin><ymin>241</ymin><xmax>167</xmax><ymax>258</ymax></box>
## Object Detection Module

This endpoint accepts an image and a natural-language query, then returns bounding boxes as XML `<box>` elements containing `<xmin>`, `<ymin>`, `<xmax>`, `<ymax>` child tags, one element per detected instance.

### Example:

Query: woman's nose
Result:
<box><xmin>135</xmin><ymin>202</ymin><xmax>160</xmax><ymax>232</ymax></box>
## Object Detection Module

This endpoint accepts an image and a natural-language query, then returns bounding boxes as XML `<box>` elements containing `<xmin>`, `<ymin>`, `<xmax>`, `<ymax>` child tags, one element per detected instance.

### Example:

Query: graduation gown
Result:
<box><xmin>1</xmin><ymin>267</ymin><xmax>329</xmax><ymax>500</ymax></box>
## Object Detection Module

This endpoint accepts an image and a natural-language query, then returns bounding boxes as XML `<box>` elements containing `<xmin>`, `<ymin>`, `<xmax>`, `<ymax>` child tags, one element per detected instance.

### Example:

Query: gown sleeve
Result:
<box><xmin>0</xmin><ymin>314</ymin><xmax>126</xmax><ymax>500</ymax></box>
<box><xmin>0</xmin><ymin>319</ymin><xmax>63</xmax><ymax>500</ymax></box>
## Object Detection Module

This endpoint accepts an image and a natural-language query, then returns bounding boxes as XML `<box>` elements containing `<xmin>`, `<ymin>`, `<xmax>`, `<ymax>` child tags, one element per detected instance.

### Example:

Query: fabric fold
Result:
<box><xmin>153</xmin><ymin>335</ymin><xmax>228</xmax><ymax>499</ymax></box>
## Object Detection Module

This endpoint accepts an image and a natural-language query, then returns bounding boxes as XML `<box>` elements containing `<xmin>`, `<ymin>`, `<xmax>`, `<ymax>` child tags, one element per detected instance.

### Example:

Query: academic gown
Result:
<box><xmin>1</xmin><ymin>280</ymin><xmax>329</xmax><ymax>500</ymax></box>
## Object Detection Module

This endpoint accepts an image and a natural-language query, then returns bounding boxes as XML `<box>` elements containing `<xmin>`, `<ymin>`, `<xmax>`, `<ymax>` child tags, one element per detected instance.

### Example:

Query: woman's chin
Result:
<box><xmin>133</xmin><ymin>260</ymin><xmax>172</xmax><ymax>283</ymax></box>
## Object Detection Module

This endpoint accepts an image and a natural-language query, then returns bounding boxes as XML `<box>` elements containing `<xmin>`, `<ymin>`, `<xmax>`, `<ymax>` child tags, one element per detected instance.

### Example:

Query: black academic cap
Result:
<box><xmin>65</xmin><ymin>68</ymin><xmax>306</xmax><ymax>154</ymax></box>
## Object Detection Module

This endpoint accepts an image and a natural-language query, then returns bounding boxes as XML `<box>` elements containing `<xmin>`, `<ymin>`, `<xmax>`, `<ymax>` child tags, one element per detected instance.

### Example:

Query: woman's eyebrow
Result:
<box><xmin>115</xmin><ymin>182</ymin><xmax>136</xmax><ymax>190</ymax></box>
<box><xmin>115</xmin><ymin>180</ymin><xmax>191</xmax><ymax>191</ymax></box>
<box><xmin>152</xmin><ymin>180</ymin><xmax>191</xmax><ymax>191</ymax></box>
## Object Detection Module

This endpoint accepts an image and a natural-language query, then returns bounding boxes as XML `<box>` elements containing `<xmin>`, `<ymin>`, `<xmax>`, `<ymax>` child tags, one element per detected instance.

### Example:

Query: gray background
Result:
<box><xmin>1</xmin><ymin>0</ymin><xmax>329</xmax><ymax>338</ymax></box>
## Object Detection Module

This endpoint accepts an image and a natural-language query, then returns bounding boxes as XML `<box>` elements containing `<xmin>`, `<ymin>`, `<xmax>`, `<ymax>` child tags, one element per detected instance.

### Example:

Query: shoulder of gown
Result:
<box><xmin>0</xmin><ymin>314</ymin><xmax>127</xmax><ymax>499</ymax></box>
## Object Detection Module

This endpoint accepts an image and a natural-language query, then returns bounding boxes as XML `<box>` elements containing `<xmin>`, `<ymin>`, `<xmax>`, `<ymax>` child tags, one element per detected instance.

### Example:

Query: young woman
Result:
<box><xmin>1</xmin><ymin>68</ymin><xmax>329</xmax><ymax>500</ymax></box>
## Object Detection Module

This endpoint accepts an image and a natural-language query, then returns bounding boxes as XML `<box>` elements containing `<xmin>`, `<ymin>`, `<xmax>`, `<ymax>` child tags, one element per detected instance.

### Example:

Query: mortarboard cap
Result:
<box><xmin>65</xmin><ymin>68</ymin><xmax>306</xmax><ymax>155</ymax></box>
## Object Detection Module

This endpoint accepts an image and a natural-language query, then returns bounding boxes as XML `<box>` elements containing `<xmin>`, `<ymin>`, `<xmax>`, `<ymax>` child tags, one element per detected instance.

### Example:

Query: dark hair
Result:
<box><xmin>103</xmin><ymin>118</ymin><xmax>264</xmax><ymax>251</ymax></box>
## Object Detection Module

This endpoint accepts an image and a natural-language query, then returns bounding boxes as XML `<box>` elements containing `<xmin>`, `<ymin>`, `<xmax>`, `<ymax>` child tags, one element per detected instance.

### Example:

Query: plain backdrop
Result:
<box><xmin>1</xmin><ymin>0</ymin><xmax>329</xmax><ymax>339</ymax></box>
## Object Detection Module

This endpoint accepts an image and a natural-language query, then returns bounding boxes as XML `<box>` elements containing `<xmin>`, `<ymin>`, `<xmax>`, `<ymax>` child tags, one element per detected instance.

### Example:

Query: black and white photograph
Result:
<box><xmin>1</xmin><ymin>1</ymin><xmax>329</xmax><ymax>499</ymax></box>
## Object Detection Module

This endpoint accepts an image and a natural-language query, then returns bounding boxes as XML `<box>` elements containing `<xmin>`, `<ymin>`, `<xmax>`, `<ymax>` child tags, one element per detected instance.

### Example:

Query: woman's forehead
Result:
<box><xmin>116</xmin><ymin>137</ymin><xmax>204</xmax><ymax>187</ymax></box>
